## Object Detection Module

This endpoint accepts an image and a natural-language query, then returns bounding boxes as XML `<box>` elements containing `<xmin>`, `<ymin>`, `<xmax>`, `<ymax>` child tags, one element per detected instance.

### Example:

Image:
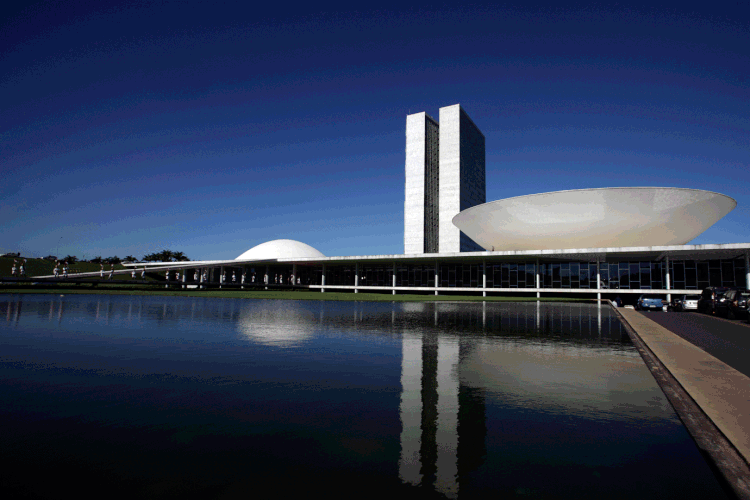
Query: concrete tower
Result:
<box><xmin>438</xmin><ymin>104</ymin><xmax>485</xmax><ymax>253</ymax></box>
<box><xmin>405</xmin><ymin>112</ymin><xmax>440</xmax><ymax>254</ymax></box>
<box><xmin>404</xmin><ymin>104</ymin><xmax>485</xmax><ymax>254</ymax></box>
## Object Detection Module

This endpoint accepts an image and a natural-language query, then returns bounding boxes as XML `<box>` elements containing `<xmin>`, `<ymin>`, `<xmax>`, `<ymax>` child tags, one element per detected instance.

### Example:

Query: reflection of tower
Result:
<box><xmin>398</xmin><ymin>303</ymin><xmax>487</xmax><ymax>498</ymax></box>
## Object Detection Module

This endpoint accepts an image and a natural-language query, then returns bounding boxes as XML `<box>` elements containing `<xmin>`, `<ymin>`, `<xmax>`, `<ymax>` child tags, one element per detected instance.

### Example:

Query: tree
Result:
<box><xmin>62</xmin><ymin>255</ymin><xmax>78</xmax><ymax>263</ymax></box>
<box><xmin>106</xmin><ymin>256</ymin><xmax>121</xmax><ymax>264</ymax></box>
<box><xmin>123</xmin><ymin>255</ymin><xmax>137</xmax><ymax>263</ymax></box>
<box><xmin>158</xmin><ymin>250</ymin><xmax>174</xmax><ymax>262</ymax></box>
<box><xmin>142</xmin><ymin>250</ymin><xmax>189</xmax><ymax>262</ymax></box>
<box><xmin>172</xmin><ymin>251</ymin><xmax>189</xmax><ymax>262</ymax></box>
<box><xmin>90</xmin><ymin>256</ymin><xmax>103</xmax><ymax>264</ymax></box>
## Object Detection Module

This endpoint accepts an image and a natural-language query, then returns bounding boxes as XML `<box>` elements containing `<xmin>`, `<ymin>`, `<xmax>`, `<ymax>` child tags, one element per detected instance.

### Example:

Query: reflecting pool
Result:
<box><xmin>0</xmin><ymin>294</ymin><xmax>728</xmax><ymax>499</ymax></box>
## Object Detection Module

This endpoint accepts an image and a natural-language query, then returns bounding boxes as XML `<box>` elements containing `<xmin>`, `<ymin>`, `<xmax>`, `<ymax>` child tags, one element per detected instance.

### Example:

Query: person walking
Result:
<box><xmin>108</xmin><ymin>264</ymin><xmax>114</xmax><ymax>280</ymax></box>
<box><xmin>63</xmin><ymin>263</ymin><xmax>68</xmax><ymax>278</ymax></box>
<box><xmin>141</xmin><ymin>268</ymin><xmax>146</xmax><ymax>279</ymax></box>
<box><xmin>100</xmin><ymin>264</ymin><xmax>104</xmax><ymax>278</ymax></box>
<box><xmin>194</xmin><ymin>271</ymin><xmax>198</xmax><ymax>281</ymax></box>
<box><xmin>11</xmin><ymin>261</ymin><xmax>17</xmax><ymax>276</ymax></box>
<box><xmin>131</xmin><ymin>269</ymin><xmax>136</xmax><ymax>279</ymax></box>
<box><xmin>241</xmin><ymin>272</ymin><xmax>245</xmax><ymax>284</ymax></box>
<box><xmin>19</xmin><ymin>259</ymin><xmax>25</xmax><ymax>277</ymax></box>
<box><xmin>53</xmin><ymin>265</ymin><xmax>59</xmax><ymax>278</ymax></box>
<box><xmin>176</xmin><ymin>272</ymin><xmax>180</xmax><ymax>281</ymax></box>
<box><xmin>232</xmin><ymin>271</ymin><xmax>236</xmax><ymax>283</ymax></box>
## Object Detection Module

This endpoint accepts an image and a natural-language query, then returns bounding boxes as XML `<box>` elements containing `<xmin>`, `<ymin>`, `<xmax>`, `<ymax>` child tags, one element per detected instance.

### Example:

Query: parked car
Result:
<box><xmin>636</xmin><ymin>294</ymin><xmax>665</xmax><ymax>311</ymax></box>
<box><xmin>697</xmin><ymin>287</ymin><xmax>729</xmax><ymax>315</ymax></box>
<box><xmin>671</xmin><ymin>294</ymin><xmax>700</xmax><ymax>312</ymax></box>
<box><xmin>717</xmin><ymin>289</ymin><xmax>750</xmax><ymax>319</ymax></box>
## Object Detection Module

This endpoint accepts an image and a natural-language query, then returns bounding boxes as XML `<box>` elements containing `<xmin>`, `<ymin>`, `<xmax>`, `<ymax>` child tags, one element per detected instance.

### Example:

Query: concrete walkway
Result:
<box><xmin>617</xmin><ymin>307</ymin><xmax>750</xmax><ymax>498</ymax></box>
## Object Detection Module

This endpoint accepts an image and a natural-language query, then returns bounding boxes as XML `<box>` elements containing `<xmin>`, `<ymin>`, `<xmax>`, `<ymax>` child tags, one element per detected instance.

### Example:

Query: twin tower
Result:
<box><xmin>404</xmin><ymin>104</ymin><xmax>486</xmax><ymax>254</ymax></box>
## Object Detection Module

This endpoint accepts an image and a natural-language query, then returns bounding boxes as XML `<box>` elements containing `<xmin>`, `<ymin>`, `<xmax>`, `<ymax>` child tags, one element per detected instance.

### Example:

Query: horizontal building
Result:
<box><xmin>122</xmin><ymin>240</ymin><xmax>750</xmax><ymax>301</ymax></box>
<box><xmin>118</xmin><ymin>106</ymin><xmax>749</xmax><ymax>301</ymax></box>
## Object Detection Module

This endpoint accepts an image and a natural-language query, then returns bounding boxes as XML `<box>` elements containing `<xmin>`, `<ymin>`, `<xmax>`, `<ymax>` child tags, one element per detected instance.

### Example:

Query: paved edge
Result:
<box><xmin>614</xmin><ymin>306</ymin><xmax>750</xmax><ymax>500</ymax></box>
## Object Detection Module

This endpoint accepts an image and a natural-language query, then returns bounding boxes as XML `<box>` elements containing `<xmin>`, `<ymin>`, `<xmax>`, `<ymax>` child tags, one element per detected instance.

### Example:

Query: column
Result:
<box><xmin>355</xmin><ymin>262</ymin><xmax>359</xmax><ymax>294</ymax></box>
<box><xmin>596</xmin><ymin>258</ymin><xmax>601</xmax><ymax>302</ymax></box>
<box><xmin>745</xmin><ymin>252</ymin><xmax>749</xmax><ymax>290</ymax></box>
<box><xmin>434</xmin><ymin>261</ymin><xmax>439</xmax><ymax>296</ymax></box>
<box><xmin>292</xmin><ymin>263</ymin><xmax>297</xmax><ymax>288</ymax></box>
<box><xmin>322</xmin><ymin>264</ymin><xmax>326</xmax><ymax>293</ymax></box>
<box><xmin>220</xmin><ymin>266</ymin><xmax>224</xmax><ymax>289</ymax></box>
<box><xmin>482</xmin><ymin>259</ymin><xmax>486</xmax><ymax>298</ymax></box>
<box><xmin>265</xmin><ymin>264</ymin><xmax>269</xmax><ymax>291</ymax></box>
<box><xmin>181</xmin><ymin>270</ymin><xmax>186</xmax><ymax>290</ymax></box>
<box><xmin>665</xmin><ymin>254</ymin><xmax>671</xmax><ymax>304</ymax></box>
<box><xmin>392</xmin><ymin>262</ymin><xmax>396</xmax><ymax>295</ymax></box>
<box><xmin>536</xmin><ymin>259</ymin><xmax>541</xmax><ymax>299</ymax></box>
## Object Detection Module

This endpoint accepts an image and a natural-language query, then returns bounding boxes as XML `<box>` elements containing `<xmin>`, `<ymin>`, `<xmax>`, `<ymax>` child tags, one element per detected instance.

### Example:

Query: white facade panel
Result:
<box><xmin>405</xmin><ymin>113</ymin><xmax>427</xmax><ymax>254</ymax></box>
<box><xmin>439</xmin><ymin>105</ymin><xmax>462</xmax><ymax>253</ymax></box>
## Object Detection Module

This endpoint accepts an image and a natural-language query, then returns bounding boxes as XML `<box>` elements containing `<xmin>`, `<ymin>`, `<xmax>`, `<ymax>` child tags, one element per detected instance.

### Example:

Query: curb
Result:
<box><xmin>613</xmin><ymin>305</ymin><xmax>750</xmax><ymax>500</ymax></box>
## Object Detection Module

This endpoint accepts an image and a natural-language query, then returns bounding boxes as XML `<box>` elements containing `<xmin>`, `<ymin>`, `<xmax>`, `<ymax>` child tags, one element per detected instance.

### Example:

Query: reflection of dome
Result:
<box><xmin>237</xmin><ymin>302</ymin><xmax>319</xmax><ymax>347</ymax></box>
<box><xmin>235</xmin><ymin>239</ymin><xmax>326</xmax><ymax>260</ymax></box>
<box><xmin>452</xmin><ymin>187</ymin><xmax>736</xmax><ymax>251</ymax></box>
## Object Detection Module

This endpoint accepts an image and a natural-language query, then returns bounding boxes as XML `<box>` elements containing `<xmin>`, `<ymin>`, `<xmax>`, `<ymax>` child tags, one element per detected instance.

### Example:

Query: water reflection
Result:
<box><xmin>0</xmin><ymin>295</ymin><xmax>726</xmax><ymax>499</ymax></box>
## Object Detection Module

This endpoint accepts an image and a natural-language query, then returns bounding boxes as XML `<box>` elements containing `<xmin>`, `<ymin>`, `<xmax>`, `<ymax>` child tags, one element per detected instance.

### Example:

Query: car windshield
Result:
<box><xmin>685</xmin><ymin>295</ymin><xmax>700</xmax><ymax>300</ymax></box>
<box><xmin>641</xmin><ymin>296</ymin><xmax>661</xmax><ymax>300</ymax></box>
<box><xmin>739</xmin><ymin>293</ymin><xmax>750</xmax><ymax>299</ymax></box>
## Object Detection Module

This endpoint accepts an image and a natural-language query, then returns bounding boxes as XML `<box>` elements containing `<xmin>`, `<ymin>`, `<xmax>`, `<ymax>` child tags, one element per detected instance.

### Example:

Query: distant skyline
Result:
<box><xmin>2</xmin><ymin>1</ymin><xmax>748</xmax><ymax>260</ymax></box>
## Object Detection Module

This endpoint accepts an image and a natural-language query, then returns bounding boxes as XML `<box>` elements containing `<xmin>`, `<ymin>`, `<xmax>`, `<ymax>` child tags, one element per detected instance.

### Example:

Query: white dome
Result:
<box><xmin>235</xmin><ymin>239</ymin><xmax>326</xmax><ymax>260</ymax></box>
<box><xmin>452</xmin><ymin>187</ymin><xmax>736</xmax><ymax>251</ymax></box>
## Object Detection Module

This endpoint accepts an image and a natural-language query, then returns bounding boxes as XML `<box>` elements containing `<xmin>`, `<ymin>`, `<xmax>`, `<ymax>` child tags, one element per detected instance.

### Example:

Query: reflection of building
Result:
<box><xmin>119</xmin><ymin>105</ymin><xmax>750</xmax><ymax>300</ymax></box>
<box><xmin>395</xmin><ymin>301</ymin><xmax>626</xmax><ymax>497</ymax></box>
<box><xmin>399</xmin><ymin>330</ymin><xmax>490</xmax><ymax>499</ymax></box>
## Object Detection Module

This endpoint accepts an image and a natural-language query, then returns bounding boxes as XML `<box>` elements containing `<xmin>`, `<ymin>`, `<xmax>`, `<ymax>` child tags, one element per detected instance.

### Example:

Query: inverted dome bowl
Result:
<box><xmin>452</xmin><ymin>187</ymin><xmax>736</xmax><ymax>251</ymax></box>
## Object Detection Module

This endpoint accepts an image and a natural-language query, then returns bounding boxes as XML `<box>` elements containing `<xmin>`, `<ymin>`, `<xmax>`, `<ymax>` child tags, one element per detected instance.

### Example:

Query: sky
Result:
<box><xmin>2</xmin><ymin>1</ymin><xmax>748</xmax><ymax>260</ymax></box>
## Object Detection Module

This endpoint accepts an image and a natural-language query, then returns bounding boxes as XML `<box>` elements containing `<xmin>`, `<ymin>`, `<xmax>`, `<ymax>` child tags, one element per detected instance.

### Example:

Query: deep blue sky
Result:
<box><xmin>2</xmin><ymin>1</ymin><xmax>748</xmax><ymax>260</ymax></box>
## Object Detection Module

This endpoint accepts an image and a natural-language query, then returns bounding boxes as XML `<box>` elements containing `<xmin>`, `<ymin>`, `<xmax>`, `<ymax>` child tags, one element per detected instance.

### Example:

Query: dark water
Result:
<box><xmin>0</xmin><ymin>294</ymin><xmax>728</xmax><ymax>499</ymax></box>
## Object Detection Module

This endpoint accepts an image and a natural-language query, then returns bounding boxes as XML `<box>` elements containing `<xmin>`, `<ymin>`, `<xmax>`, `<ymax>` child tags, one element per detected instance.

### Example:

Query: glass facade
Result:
<box><xmin>396</xmin><ymin>264</ymin><xmax>436</xmax><ymax>287</ymax></box>
<box><xmin>424</xmin><ymin>116</ymin><xmax>440</xmax><ymax>253</ymax></box>
<box><xmin>204</xmin><ymin>257</ymin><xmax>747</xmax><ymax>291</ymax></box>
<box><xmin>303</xmin><ymin>258</ymin><xmax>747</xmax><ymax>290</ymax></box>
<box><xmin>668</xmin><ymin>259</ymin><xmax>747</xmax><ymax>290</ymax></box>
